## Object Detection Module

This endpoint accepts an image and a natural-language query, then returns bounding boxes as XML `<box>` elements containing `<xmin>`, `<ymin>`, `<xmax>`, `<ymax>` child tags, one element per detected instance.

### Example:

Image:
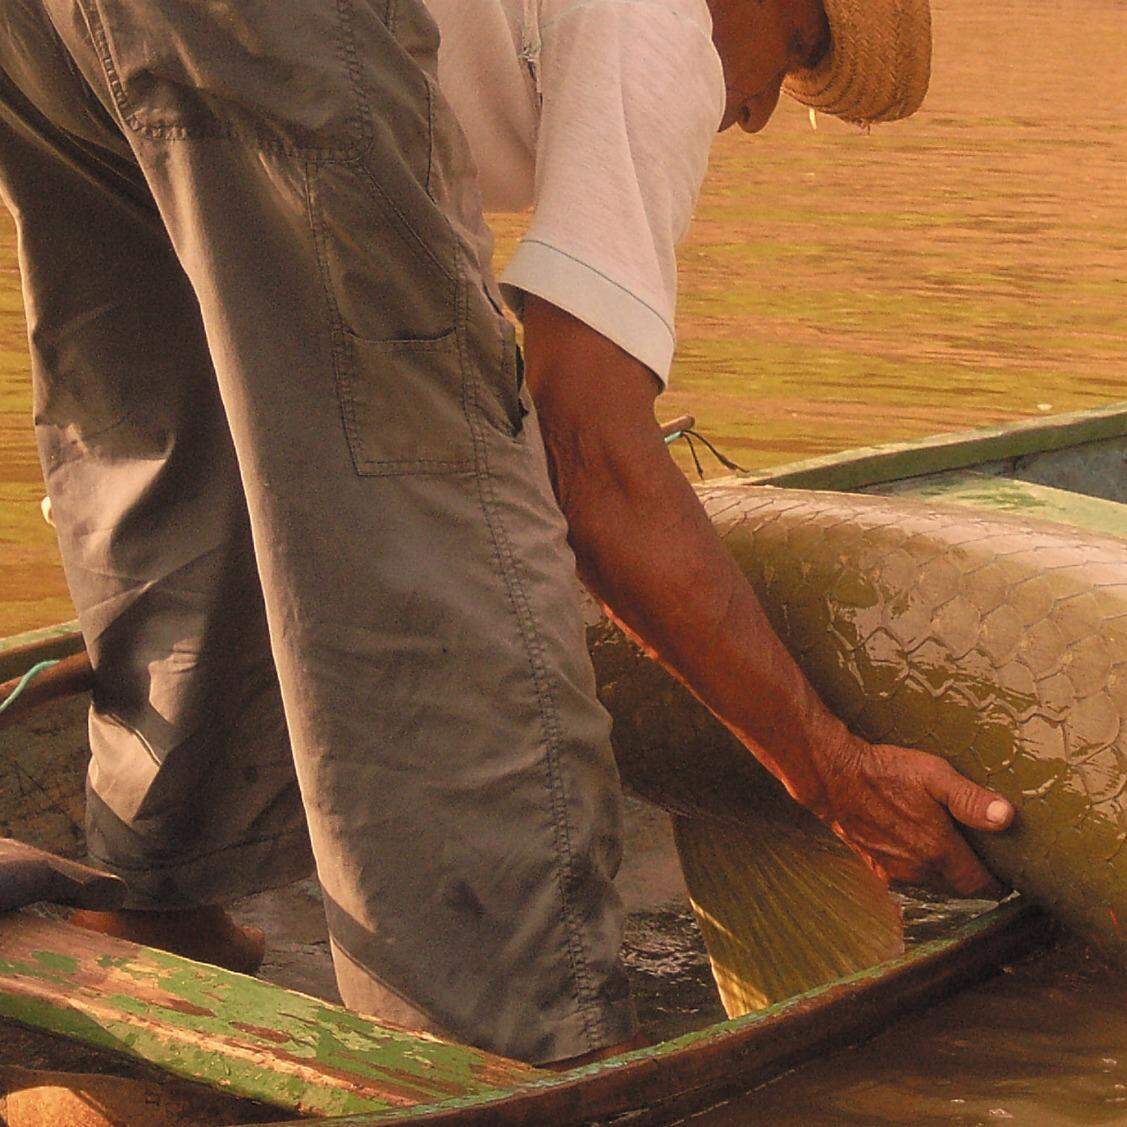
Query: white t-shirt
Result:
<box><xmin>425</xmin><ymin>0</ymin><xmax>726</xmax><ymax>384</ymax></box>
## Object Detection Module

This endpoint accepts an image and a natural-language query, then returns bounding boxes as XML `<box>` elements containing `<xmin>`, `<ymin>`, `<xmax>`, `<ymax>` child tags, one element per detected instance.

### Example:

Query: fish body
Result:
<box><xmin>588</xmin><ymin>484</ymin><xmax>1127</xmax><ymax>1009</ymax></box>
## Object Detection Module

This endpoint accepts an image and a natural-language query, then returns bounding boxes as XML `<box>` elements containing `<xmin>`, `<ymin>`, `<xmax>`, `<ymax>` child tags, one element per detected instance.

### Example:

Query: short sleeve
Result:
<box><xmin>500</xmin><ymin>0</ymin><xmax>725</xmax><ymax>386</ymax></box>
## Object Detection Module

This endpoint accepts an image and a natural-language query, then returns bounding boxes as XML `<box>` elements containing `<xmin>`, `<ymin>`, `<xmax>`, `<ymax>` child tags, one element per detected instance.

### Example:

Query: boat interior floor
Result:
<box><xmin>872</xmin><ymin>469</ymin><xmax>1127</xmax><ymax>537</ymax></box>
<box><xmin>861</xmin><ymin>431</ymin><xmax>1126</xmax><ymax>517</ymax></box>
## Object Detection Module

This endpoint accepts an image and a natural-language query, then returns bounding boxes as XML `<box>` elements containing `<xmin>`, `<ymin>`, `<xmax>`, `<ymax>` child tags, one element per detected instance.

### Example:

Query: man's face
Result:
<box><xmin>709</xmin><ymin>0</ymin><xmax>831</xmax><ymax>133</ymax></box>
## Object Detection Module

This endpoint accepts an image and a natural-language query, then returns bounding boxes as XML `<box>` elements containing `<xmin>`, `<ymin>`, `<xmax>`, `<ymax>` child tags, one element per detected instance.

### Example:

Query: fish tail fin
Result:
<box><xmin>672</xmin><ymin>813</ymin><xmax>905</xmax><ymax>1018</ymax></box>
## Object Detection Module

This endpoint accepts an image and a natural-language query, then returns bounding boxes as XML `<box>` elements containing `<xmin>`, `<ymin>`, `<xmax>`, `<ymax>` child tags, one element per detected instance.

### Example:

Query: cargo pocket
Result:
<box><xmin>336</xmin><ymin>329</ymin><xmax>474</xmax><ymax>476</ymax></box>
<box><xmin>311</xmin><ymin>141</ymin><xmax>472</xmax><ymax>474</ymax></box>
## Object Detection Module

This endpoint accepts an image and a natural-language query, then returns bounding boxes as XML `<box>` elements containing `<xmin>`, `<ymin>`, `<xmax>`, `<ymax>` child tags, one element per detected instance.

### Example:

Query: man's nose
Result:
<box><xmin>738</xmin><ymin>80</ymin><xmax>784</xmax><ymax>134</ymax></box>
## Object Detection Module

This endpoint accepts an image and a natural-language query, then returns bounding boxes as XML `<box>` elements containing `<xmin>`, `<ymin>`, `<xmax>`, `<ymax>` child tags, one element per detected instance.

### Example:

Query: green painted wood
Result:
<box><xmin>879</xmin><ymin>470</ymin><xmax>1127</xmax><ymax>540</ymax></box>
<box><xmin>742</xmin><ymin>401</ymin><xmax>1127</xmax><ymax>493</ymax></box>
<box><xmin>0</xmin><ymin>914</ymin><xmax>538</xmax><ymax>1118</ymax></box>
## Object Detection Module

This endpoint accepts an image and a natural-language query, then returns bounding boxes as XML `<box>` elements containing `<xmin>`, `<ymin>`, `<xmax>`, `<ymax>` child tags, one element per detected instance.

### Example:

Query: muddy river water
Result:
<box><xmin>0</xmin><ymin>0</ymin><xmax>1124</xmax><ymax>1122</ymax></box>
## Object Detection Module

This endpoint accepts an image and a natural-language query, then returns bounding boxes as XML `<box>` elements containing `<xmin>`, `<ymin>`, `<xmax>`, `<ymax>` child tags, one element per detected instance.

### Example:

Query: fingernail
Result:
<box><xmin>986</xmin><ymin>799</ymin><xmax>1011</xmax><ymax>826</ymax></box>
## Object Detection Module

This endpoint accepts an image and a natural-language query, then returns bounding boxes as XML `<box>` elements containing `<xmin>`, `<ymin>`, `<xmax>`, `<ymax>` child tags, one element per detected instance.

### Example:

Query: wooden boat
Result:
<box><xmin>0</xmin><ymin>400</ymin><xmax>1123</xmax><ymax>1124</ymax></box>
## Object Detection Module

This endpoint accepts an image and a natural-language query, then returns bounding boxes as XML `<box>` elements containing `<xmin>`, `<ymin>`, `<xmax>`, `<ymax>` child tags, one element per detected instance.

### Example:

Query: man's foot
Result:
<box><xmin>69</xmin><ymin>906</ymin><xmax>266</xmax><ymax>974</ymax></box>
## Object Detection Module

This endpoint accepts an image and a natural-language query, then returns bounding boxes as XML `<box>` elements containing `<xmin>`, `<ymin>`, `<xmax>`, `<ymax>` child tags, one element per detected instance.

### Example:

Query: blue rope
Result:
<box><xmin>0</xmin><ymin>659</ymin><xmax>60</xmax><ymax>715</ymax></box>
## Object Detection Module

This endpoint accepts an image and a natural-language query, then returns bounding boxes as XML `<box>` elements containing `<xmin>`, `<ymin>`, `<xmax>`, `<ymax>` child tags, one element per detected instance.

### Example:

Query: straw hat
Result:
<box><xmin>782</xmin><ymin>0</ymin><xmax>932</xmax><ymax>126</ymax></box>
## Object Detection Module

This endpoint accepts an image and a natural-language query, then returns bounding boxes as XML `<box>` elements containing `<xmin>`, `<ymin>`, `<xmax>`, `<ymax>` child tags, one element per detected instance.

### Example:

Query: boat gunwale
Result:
<box><xmin>253</xmin><ymin>901</ymin><xmax>1050</xmax><ymax>1125</ymax></box>
<box><xmin>739</xmin><ymin>401</ymin><xmax>1127</xmax><ymax>493</ymax></box>
<box><xmin>0</xmin><ymin>620</ymin><xmax>83</xmax><ymax>681</ymax></box>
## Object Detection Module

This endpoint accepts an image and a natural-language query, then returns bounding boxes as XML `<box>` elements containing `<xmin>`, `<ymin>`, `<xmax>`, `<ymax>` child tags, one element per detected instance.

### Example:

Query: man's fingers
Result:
<box><xmin>933</xmin><ymin>827</ymin><xmax>1007</xmax><ymax>900</ymax></box>
<box><xmin>926</xmin><ymin>762</ymin><xmax>1014</xmax><ymax>832</ymax></box>
<box><xmin>917</xmin><ymin>758</ymin><xmax>1010</xmax><ymax>897</ymax></box>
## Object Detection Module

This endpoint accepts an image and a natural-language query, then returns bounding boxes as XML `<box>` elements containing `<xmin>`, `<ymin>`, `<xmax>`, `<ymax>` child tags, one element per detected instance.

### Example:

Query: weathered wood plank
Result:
<box><xmin>0</xmin><ymin>914</ymin><xmax>537</xmax><ymax>1119</ymax></box>
<box><xmin>0</xmin><ymin>694</ymin><xmax>88</xmax><ymax>857</ymax></box>
<box><xmin>0</xmin><ymin>1017</ymin><xmax>285</xmax><ymax>1124</ymax></box>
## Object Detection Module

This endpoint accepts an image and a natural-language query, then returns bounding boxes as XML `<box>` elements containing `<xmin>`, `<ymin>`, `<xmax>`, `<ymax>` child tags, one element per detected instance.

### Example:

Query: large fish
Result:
<box><xmin>587</xmin><ymin>483</ymin><xmax>1127</xmax><ymax>1016</ymax></box>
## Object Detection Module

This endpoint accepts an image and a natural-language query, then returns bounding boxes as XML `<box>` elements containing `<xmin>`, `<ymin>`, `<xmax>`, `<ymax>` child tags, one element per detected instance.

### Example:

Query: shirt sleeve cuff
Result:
<box><xmin>500</xmin><ymin>239</ymin><xmax>675</xmax><ymax>387</ymax></box>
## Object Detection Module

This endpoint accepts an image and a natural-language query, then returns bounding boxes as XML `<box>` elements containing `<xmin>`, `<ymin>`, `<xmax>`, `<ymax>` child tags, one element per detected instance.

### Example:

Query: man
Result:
<box><xmin>0</xmin><ymin>0</ymin><xmax>1011</xmax><ymax>1067</ymax></box>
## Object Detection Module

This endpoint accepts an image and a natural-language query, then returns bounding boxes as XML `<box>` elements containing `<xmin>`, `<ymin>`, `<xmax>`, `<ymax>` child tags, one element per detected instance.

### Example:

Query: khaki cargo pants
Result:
<box><xmin>0</xmin><ymin>0</ymin><xmax>635</xmax><ymax>1063</ymax></box>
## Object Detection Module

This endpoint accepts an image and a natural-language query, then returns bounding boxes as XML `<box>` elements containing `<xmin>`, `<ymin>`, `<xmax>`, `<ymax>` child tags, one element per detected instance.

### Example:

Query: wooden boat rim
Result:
<box><xmin>741</xmin><ymin>400</ymin><xmax>1127</xmax><ymax>492</ymax></box>
<box><xmin>255</xmin><ymin>900</ymin><xmax>1051</xmax><ymax>1124</ymax></box>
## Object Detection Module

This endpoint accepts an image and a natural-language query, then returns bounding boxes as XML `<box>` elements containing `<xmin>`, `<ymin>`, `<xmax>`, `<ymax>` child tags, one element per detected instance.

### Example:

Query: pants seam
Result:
<box><xmin>306</xmin><ymin>154</ymin><xmax>366</xmax><ymax>475</ymax></box>
<box><xmin>335</xmin><ymin>0</ymin><xmax>375</xmax><ymax>158</ymax></box>
<box><xmin>353</xmin><ymin>159</ymin><xmax>457</xmax><ymax>286</ymax></box>
<box><xmin>423</xmin><ymin>75</ymin><xmax>435</xmax><ymax>199</ymax></box>
<box><xmin>457</xmin><ymin>262</ymin><xmax>606</xmax><ymax>1050</ymax></box>
<box><xmin>95</xmin><ymin>708</ymin><xmax>162</xmax><ymax>769</ymax></box>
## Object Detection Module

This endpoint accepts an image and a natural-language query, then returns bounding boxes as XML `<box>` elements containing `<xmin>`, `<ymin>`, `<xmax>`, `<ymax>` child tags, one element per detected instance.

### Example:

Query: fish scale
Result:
<box><xmin>589</xmin><ymin>483</ymin><xmax>1127</xmax><ymax>976</ymax></box>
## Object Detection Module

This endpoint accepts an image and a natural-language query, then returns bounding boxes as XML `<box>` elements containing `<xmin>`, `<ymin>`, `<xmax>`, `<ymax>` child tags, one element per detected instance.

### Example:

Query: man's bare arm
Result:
<box><xmin>522</xmin><ymin>296</ymin><xmax>1014</xmax><ymax>897</ymax></box>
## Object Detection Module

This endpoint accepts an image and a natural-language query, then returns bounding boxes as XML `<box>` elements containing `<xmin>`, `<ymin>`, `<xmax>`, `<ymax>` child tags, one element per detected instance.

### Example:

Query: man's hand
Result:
<box><xmin>520</xmin><ymin>294</ymin><xmax>1014</xmax><ymax>898</ymax></box>
<box><xmin>817</xmin><ymin>731</ymin><xmax>1014</xmax><ymax>898</ymax></box>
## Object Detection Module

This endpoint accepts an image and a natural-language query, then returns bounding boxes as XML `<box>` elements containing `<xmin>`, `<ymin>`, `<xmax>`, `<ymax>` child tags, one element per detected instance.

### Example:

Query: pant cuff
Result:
<box><xmin>87</xmin><ymin>828</ymin><xmax>316</xmax><ymax>910</ymax></box>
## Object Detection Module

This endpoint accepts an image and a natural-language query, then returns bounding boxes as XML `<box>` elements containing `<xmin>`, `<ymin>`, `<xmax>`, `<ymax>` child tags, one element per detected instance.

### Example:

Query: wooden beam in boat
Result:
<box><xmin>0</xmin><ymin>653</ymin><xmax>95</xmax><ymax>732</ymax></box>
<box><xmin>0</xmin><ymin>912</ymin><xmax>538</xmax><ymax>1119</ymax></box>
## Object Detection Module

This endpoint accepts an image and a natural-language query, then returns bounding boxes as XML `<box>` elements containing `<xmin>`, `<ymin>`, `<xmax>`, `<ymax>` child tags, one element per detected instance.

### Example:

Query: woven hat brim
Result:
<box><xmin>782</xmin><ymin>0</ymin><xmax>932</xmax><ymax>125</ymax></box>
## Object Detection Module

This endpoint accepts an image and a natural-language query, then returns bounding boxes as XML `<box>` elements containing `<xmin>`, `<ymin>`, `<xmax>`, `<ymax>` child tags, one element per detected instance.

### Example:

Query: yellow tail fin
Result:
<box><xmin>673</xmin><ymin>812</ymin><xmax>904</xmax><ymax>1018</ymax></box>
